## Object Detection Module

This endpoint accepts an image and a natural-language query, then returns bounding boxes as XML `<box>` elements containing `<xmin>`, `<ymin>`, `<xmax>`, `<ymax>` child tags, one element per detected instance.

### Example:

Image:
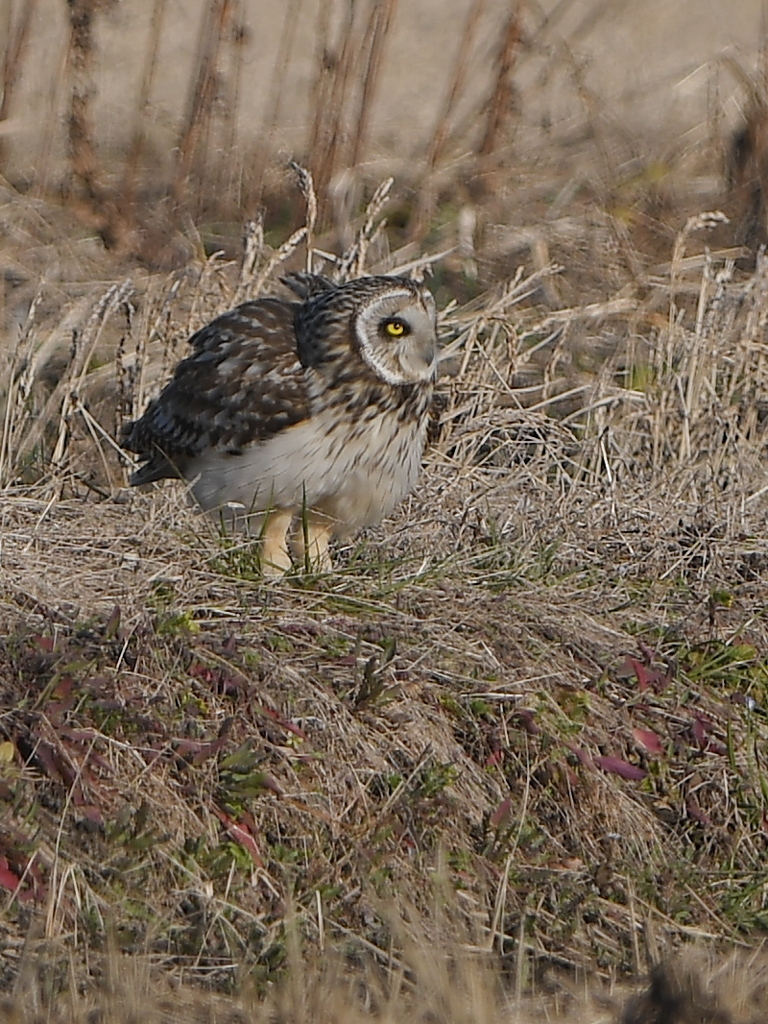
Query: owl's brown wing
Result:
<box><xmin>121</xmin><ymin>297</ymin><xmax>310</xmax><ymax>485</ymax></box>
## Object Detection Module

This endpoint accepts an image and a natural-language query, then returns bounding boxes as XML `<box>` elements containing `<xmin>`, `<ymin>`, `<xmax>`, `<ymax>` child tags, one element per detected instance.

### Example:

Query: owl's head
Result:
<box><xmin>294</xmin><ymin>275</ymin><xmax>439</xmax><ymax>386</ymax></box>
<box><xmin>353</xmin><ymin>280</ymin><xmax>438</xmax><ymax>385</ymax></box>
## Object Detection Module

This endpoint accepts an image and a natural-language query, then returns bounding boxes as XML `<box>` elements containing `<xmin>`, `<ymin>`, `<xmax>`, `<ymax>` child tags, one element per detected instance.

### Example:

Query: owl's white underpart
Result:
<box><xmin>121</xmin><ymin>273</ymin><xmax>439</xmax><ymax>576</ymax></box>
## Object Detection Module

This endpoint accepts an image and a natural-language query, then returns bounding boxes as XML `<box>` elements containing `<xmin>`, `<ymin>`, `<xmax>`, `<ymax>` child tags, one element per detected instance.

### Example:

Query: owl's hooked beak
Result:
<box><xmin>400</xmin><ymin>333</ymin><xmax>439</xmax><ymax>381</ymax></box>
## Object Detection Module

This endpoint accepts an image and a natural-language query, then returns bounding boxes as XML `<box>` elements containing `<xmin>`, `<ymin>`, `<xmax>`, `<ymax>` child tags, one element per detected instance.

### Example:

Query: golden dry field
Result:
<box><xmin>5</xmin><ymin>2</ymin><xmax>768</xmax><ymax>1022</ymax></box>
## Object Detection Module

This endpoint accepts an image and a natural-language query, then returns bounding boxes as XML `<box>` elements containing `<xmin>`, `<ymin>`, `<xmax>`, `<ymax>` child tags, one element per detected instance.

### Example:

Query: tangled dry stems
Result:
<box><xmin>4</xmin><ymin>172</ymin><xmax>768</xmax><ymax>1023</ymax></box>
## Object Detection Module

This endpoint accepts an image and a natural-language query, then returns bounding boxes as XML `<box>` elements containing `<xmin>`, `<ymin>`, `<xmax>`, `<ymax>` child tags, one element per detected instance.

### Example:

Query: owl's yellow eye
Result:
<box><xmin>383</xmin><ymin>319</ymin><xmax>408</xmax><ymax>337</ymax></box>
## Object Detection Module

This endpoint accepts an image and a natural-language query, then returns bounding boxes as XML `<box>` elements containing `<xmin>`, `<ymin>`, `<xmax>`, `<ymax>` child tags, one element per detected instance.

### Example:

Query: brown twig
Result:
<box><xmin>409</xmin><ymin>0</ymin><xmax>487</xmax><ymax>241</ymax></box>
<box><xmin>254</xmin><ymin>0</ymin><xmax>304</xmax><ymax>202</ymax></box>
<box><xmin>478</xmin><ymin>4</ymin><xmax>522</xmax><ymax>158</ymax></box>
<box><xmin>0</xmin><ymin>0</ymin><xmax>40</xmax><ymax>171</ymax></box>
<box><xmin>423</xmin><ymin>0</ymin><xmax>487</xmax><ymax>175</ymax></box>
<box><xmin>349</xmin><ymin>0</ymin><xmax>398</xmax><ymax>169</ymax></box>
<box><xmin>119</xmin><ymin>0</ymin><xmax>169</xmax><ymax>218</ymax></box>
<box><xmin>173</xmin><ymin>0</ymin><xmax>235</xmax><ymax>214</ymax></box>
<box><xmin>64</xmin><ymin>0</ymin><xmax>132</xmax><ymax>250</ymax></box>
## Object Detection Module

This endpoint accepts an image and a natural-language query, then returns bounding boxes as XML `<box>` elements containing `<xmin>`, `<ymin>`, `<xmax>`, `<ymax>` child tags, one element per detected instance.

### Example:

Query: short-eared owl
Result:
<box><xmin>121</xmin><ymin>273</ymin><xmax>439</xmax><ymax>575</ymax></box>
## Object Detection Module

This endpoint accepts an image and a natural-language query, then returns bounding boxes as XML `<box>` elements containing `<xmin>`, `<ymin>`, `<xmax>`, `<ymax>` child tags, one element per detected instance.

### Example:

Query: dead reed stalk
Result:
<box><xmin>349</xmin><ymin>0</ymin><xmax>399</xmax><ymax>169</ymax></box>
<box><xmin>217</xmin><ymin>0</ymin><xmax>248</xmax><ymax>207</ymax></box>
<box><xmin>0</xmin><ymin>281</ymin><xmax>133</xmax><ymax>489</ymax></box>
<box><xmin>64</xmin><ymin>0</ymin><xmax>135</xmax><ymax>251</ymax></box>
<box><xmin>173</xmin><ymin>0</ymin><xmax>237</xmax><ymax>214</ymax></box>
<box><xmin>409</xmin><ymin>0</ymin><xmax>487</xmax><ymax>240</ymax></box>
<box><xmin>119</xmin><ymin>0</ymin><xmax>169</xmax><ymax>217</ymax></box>
<box><xmin>306</xmin><ymin>0</ymin><xmax>358</xmax><ymax>216</ymax></box>
<box><xmin>254</xmin><ymin>0</ymin><xmax>304</xmax><ymax>201</ymax></box>
<box><xmin>478</xmin><ymin>3</ymin><xmax>522</xmax><ymax>159</ymax></box>
<box><xmin>722</xmin><ymin>56</ymin><xmax>768</xmax><ymax>251</ymax></box>
<box><xmin>0</xmin><ymin>0</ymin><xmax>39</xmax><ymax>171</ymax></box>
<box><xmin>305</xmin><ymin>0</ymin><xmax>397</xmax><ymax>226</ymax></box>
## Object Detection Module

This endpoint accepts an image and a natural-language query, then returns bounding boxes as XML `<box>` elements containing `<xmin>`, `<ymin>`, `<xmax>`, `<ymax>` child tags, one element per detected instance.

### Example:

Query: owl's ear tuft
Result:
<box><xmin>282</xmin><ymin>272</ymin><xmax>336</xmax><ymax>300</ymax></box>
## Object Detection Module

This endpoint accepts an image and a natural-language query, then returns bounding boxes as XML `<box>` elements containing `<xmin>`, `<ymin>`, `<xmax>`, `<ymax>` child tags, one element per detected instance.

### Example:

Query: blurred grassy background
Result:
<box><xmin>2</xmin><ymin>0</ymin><xmax>764</xmax><ymax>267</ymax></box>
<box><xmin>3</xmin><ymin>0</ymin><xmax>762</xmax><ymax>168</ymax></box>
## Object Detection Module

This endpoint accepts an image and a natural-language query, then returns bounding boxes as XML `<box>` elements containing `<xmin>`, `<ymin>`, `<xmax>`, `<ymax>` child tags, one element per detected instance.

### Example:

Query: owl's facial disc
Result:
<box><xmin>356</xmin><ymin>290</ymin><xmax>438</xmax><ymax>385</ymax></box>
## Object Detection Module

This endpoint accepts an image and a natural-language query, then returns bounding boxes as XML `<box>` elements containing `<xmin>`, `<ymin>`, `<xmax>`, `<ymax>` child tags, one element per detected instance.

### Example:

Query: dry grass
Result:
<box><xmin>3</xmin><ymin>160</ymin><xmax>768</xmax><ymax>1024</ymax></box>
<box><xmin>4</xmin><ymin>4</ymin><xmax>768</xmax><ymax>1022</ymax></box>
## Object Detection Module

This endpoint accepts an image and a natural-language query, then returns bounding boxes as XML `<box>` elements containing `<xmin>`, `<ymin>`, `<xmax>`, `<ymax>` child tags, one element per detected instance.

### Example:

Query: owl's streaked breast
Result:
<box><xmin>187</xmin><ymin>388</ymin><xmax>431</xmax><ymax>532</ymax></box>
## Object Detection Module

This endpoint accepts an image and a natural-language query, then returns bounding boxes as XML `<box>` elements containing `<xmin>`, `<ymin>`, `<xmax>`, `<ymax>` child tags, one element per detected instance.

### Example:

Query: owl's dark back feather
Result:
<box><xmin>121</xmin><ymin>297</ymin><xmax>310</xmax><ymax>485</ymax></box>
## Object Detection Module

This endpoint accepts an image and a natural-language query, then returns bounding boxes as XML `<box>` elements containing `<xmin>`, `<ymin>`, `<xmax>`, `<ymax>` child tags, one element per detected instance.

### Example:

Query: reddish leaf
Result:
<box><xmin>616</xmin><ymin>656</ymin><xmax>638</xmax><ymax>678</ymax></box>
<box><xmin>191</xmin><ymin>736</ymin><xmax>229</xmax><ymax>766</ymax></box>
<box><xmin>26</xmin><ymin>860</ymin><xmax>47</xmax><ymax>902</ymax></box>
<box><xmin>79</xmin><ymin>804</ymin><xmax>104</xmax><ymax>827</ymax></box>
<box><xmin>140</xmin><ymin>748</ymin><xmax>163</xmax><ymax>766</ymax></box>
<box><xmin>693</xmin><ymin>714</ymin><xmax>714</xmax><ymax>737</ymax></box>
<box><xmin>173</xmin><ymin>739</ymin><xmax>203</xmax><ymax>760</ymax></box>
<box><xmin>566</xmin><ymin>742</ymin><xmax>595</xmax><ymax>770</ymax></box>
<box><xmin>691</xmin><ymin>715</ymin><xmax>726</xmax><ymax>754</ymax></box>
<box><xmin>30</xmin><ymin>740</ymin><xmax>66</xmax><ymax>783</ymax></box>
<box><xmin>32</xmin><ymin>635</ymin><xmax>54</xmax><ymax>653</ymax></box>
<box><xmin>258</xmin><ymin>707</ymin><xmax>308</xmax><ymax>741</ymax></box>
<box><xmin>632</xmin><ymin>728</ymin><xmax>664</xmax><ymax>755</ymax></box>
<box><xmin>172</xmin><ymin>734</ymin><xmax>230</xmax><ymax>766</ymax></box>
<box><xmin>513</xmin><ymin>709</ymin><xmax>540</xmax><ymax>735</ymax></box>
<box><xmin>490</xmin><ymin>796</ymin><xmax>512</xmax><ymax>830</ymax></box>
<box><xmin>485</xmin><ymin>748</ymin><xmax>504</xmax><ymax>767</ymax></box>
<box><xmin>648</xmin><ymin>667</ymin><xmax>672</xmax><ymax>693</ymax></box>
<box><xmin>59</xmin><ymin>732</ymin><xmax>112</xmax><ymax>775</ymax></box>
<box><xmin>188</xmin><ymin>662</ymin><xmax>217</xmax><ymax>685</ymax></box>
<box><xmin>59</xmin><ymin>728</ymin><xmax>96</xmax><ymax>744</ymax></box>
<box><xmin>0</xmin><ymin>858</ymin><xmax>21</xmax><ymax>894</ymax></box>
<box><xmin>686</xmin><ymin>798</ymin><xmax>712</xmax><ymax>827</ymax></box>
<box><xmin>52</xmin><ymin>676</ymin><xmax>74</xmax><ymax>700</ymax></box>
<box><xmin>52</xmin><ymin>750</ymin><xmax>77</xmax><ymax>789</ymax></box>
<box><xmin>629</xmin><ymin>658</ymin><xmax>652</xmax><ymax>692</ymax></box>
<box><xmin>212</xmin><ymin>807</ymin><xmax>263</xmax><ymax>867</ymax></box>
<box><xmin>92</xmin><ymin>699</ymin><xmax>123</xmax><ymax>712</ymax></box>
<box><xmin>638</xmin><ymin>660</ymin><xmax>670</xmax><ymax>693</ymax></box>
<box><xmin>637</xmin><ymin>641</ymin><xmax>658</xmax><ymax>663</ymax></box>
<box><xmin>189</xmin><ymin>661</ymin><xmax>248</xmax><ymax>696</ymax></box>
<box><xmin>594</xmin><ymin>756</ymin><xmax>647</xmax><ymax>781</ymax></box>
<box><xmin>47</xmin><ymin>696</ymin><xmax>77</xmax><ymax>717</ymax></box>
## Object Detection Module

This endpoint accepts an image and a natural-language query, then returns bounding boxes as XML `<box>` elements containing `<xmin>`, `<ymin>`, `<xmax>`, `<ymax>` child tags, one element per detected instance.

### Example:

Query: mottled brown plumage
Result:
<box><xmin>121</xmin><ymin>274</ymin><xmax>439</xmax><ymax>574</ymax></box>
<box><xmin>122</xmin><ymin>299</ymin><xmax>309</xmax><ymax>484</ymax></box>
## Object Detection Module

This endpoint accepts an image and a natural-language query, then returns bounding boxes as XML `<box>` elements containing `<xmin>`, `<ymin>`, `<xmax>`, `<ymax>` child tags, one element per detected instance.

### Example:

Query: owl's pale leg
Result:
<box><xmin>292</xmin><ymin>514</ymin><xmax>334</xmax><ymax>572</ymax></box>
<box><xmin>307</xmin><ymin>520</ymin><xmax>333</xmax><ymax>572</ymax></box>
<box><xmin>259</xmin><ymin>509</ymin><xmax>294</xmax><ymax>577</ymax></box>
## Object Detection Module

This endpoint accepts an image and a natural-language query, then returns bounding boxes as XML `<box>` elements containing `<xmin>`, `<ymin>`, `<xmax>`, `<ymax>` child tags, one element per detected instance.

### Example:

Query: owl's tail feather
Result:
<box><xmin>128</xmin><ymin>457</ymin><xmax>181</xmax><ymax>486</ymax></box>
<box><xmin>121</xmin><ymin>419</ymin><xmax>184</xmax><ymax>486</ymax></box>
